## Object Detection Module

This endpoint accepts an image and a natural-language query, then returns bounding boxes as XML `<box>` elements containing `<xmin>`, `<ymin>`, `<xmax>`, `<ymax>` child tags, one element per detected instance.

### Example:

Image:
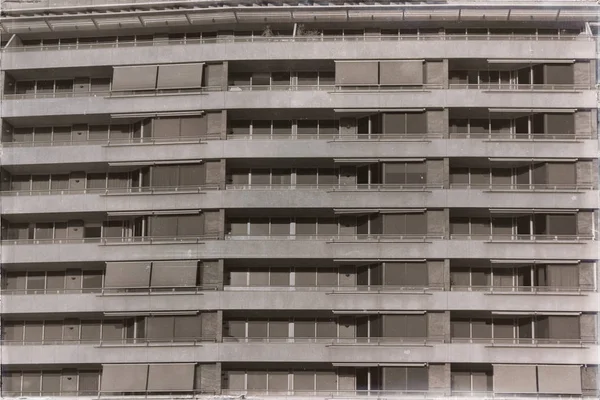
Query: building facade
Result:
<box><xmin>0</xmin><ymin>0</ymin><xmax>598</xmax><ymax>398</ymax></box>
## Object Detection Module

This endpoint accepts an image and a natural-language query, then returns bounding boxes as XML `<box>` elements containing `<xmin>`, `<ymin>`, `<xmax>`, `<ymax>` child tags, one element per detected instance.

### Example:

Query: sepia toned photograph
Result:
<box><xmin>0</xmin><ymin>0</ymin><xmax>598</xmax><ymax>398</ymax></box>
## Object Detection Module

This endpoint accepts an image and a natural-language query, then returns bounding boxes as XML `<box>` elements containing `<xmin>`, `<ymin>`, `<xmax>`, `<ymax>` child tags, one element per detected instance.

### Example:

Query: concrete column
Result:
<box><xmin>427</xmin><ymin>260</ymin><xmax>445</xmax><ymax>289</ymax></box>
<box><xmin>220</xmin><ymin>109</ymin><xmax>228</xmax><ymax>139</ymax></box>
<box><xmin>221</xmin><ymin>61</ymin><xmax>229</xmax><ymax>91</ymax></box>
<box><xmin>581</xmin><ymin>366</ymin><xmax>598</xmax><ymax>395</ymax></box>
<box><xmin>577</xmin><ymin>211</ymin><xmax>594</xmax><ymax>237</ymax></box>
<box><xmin>580</xmin><ymin>313</ymin><xmax>597</xmax><ymax>341</ymax></box>
<box><xmin>205</xmin><ymin>159</ymin><xmax>225</xmax><ymax>189</ymax></box>
<box><xmin>575</xmin><ymin>110</ymin><xmax>592</xmax><ymax>137</ymax></box>
<box><xmin>442</xmin><ymin>158</ymin><xmax>450</xmax><ymax>188</ymax></box>
<box><xmin>576</xmin><ymin>160</ymin><xmax>595</xmax><ymax>187</ymax></box>
<box><xmin>206</xmin><ymin>111</ymin><xmax>223</xmax><ymax>139</ymax></box>
<box><xmin>579</xmin><ymin>261</ymin><xmax>595</xmax><ymax>290</ymax></box>
<box><xmin>427</xmin><ymin>311</ymin><xmax>450</xmax><ymax>342</ymax></box>
<box><xmin>204</xmin><ymin>210</ymin><xmax>224</xmax><ymax>237</ymax></box>
<box><xmin>425</xmin><ymin>61</ymin><xmax>445</xmax><ymax>87</ymax></box>
<box><xmin>199</xmin><ymin>363</ymin><xmax>221</xmax><ymax>394</ymax></box>
<box><xmin>202</xmin><ymin>259</ymin><xmax>224</xmax><ymax>290</ymax></box>
<box><xmin>426</xmin><ymin>159</ymin><xmax>445</xmax><ymax>188</ymax></box>
<box><xmin>426</xmin><ymin>109</ymin><xmax>446</xmax><ymax>136</ymax></box>
<box><xmin>202</xmin><ymin>311</ymin><xmax>220</xmax><ymax>341</ymax></box>
<box><xmin>426</xmin><ymin>209</ymin><xmax>446</xmax><ymax>238</ymax></box>
<box><xmin>428</xmin><ymin>364</ymin><xmax>451</xmax><ymax>396</ymax></box>
<box><xmin>574</xmin><ymin>61</ymin><xmax>592</xmax><ymax>87</ymax></box>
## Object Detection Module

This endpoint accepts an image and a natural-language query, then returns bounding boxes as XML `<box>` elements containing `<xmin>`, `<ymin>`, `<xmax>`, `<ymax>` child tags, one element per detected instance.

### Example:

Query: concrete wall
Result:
<box><xmin>579</xmin><ymin>261</ymin><xmax>595</xmax><ymax>290</ymax></box>
<box><xmin>428</xmin><ymin>364</ymin><xmax>451</xmax><ymax>395</ymax></box>
<box><xmin>580</xmin><ymin>313</ymin><xmax>597</xmax><ymax>342</ymax></box>
<box><xmin>425</xmin><ymin>61</ymin><xmax>446</xmax><ymax>87</ymax></box>
<box><xmin>577</xmin><ymin>159</ymin><xmax>596</xmax><ymax>187</ymax></box>
<box><xmin>427</xmin><ymin>209</ymin><xmax>446</xmax><ymax>237</ymax></box>
<box><xmin>205</xmin><ymin>159</ymin><xmax>225</xmax><ymax>188</ymax></box>
<box><xmin>427</xmin><ymin>260</ymin><xmax>446</xmax><ymax>289</ymax></box>
<box><xmin>3</xmin><ymin>41</ymin><xmax>596</xmax><ymax>71</ymax></box>
<box><xmin>206</xmin><ymin>111</ymin><xmax>224</xmax><ymax>136</ymax></box>
<box><xmin>201</xmin><ymin>259</ymin><xmax>224</xmax><ymax>290</ymax></box>
<box><xmin>199</xmin><ymin>363</ymin><xmax>221</xmax><ymax>394</ymax></box>
<box><xmin>575</xmin><ymin>110</ymin><xmax>594</xmax><ymax>136</ymax></box>
<box><xmin>202</xmin><ymin>311</ymin><xmax>220</xmax><ymax>340</ymax></box>
<box><xmin>581</xmin><ymin>366</ymin><xmax>598</xmax><ymax>394</ymax></box>
<box><xmin>577</xmin><ymin>211</ymin><xmax>594</xmax><ymax>237</ymax></box>
<box><xmin>574</xmin><ymin>61</ymin><xmax>594</xmax><ymax>87</ymax></box>
<box><xmin>204</xmin><ymin>210</ymin><xmax>224</xmax><ymax>236</ymax></box>
<box><xmin>426</xmin><ymin>109</ymin><xmax>447</xmax><ymax>135</ymax></box>
<box><xmin>427</xmin><ymin>311</ymin><xmax>450</xmax><ymax>341</ymax></box>
<box><xmin>3</xmin><ymin>290</ymin><xmax>598</xmax><ymax>314</ymax></box>
<box><xmin>426</xmin><ymin>159</ymin><xmax>445</xmax><ymax>187</ymax></box>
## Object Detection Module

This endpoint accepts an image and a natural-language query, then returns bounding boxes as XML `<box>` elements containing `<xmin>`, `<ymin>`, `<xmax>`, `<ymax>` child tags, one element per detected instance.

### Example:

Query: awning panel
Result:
<box><xmin>493</xmin><ymin>365</ymin><xmax>537</xmax><ymax>394</ymax></box>
<box><xmin>112</xmin><ymin>66</ymin><xmax>158</xmax><ymax>91</ymax></box>
<box><xmin>101</xmin><ymin>364</ymin><xmax>148</xmax><ymax>392</ymax></box>
<box><xmin>379</xmin><ymin>61</ymin><xmax>424</xmax><ymax>86</ymax></box>
<box><xmin>150</xmin><ymin>260</ymin><xmax>198</xmax><ymax>287</ymax></box>
<box><xmin>335</xmin><ymin>61</ymin><xmax>379</xmax><ymax>86</ymax></box>
<box><xmin>147</xmin><ymin>364</ymin><xmax>195</xmax><ymax>391</ymax></box>
<box><xmin>156</xmin><ymin>63</ymin><xmax>204</xmax><ymax>90</ymax></box>
<box><xmin>537</xmin><ymin>365</ymin><xmax>581</xmax><ymax>394</ymax></box>
<box><xmin>104</xmin><ymin>262</ymin><xmax>151</xmax><ymax>288</ymax></box>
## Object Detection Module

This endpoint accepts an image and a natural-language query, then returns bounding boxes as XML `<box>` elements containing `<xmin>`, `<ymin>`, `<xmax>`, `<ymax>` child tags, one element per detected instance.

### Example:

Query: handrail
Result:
<box><xmin>448</xmin><ymin>83</ymin><xmax>593</xmax><ymax>91</ymax></box>
<box><xmin>2</xmin><ymin>132</ymin><xmax>591</xmax><ymax>147</ymax></box>
<box><xmin>1</xmin><ymin>285</ymin><xmax>219</xmax><ymax>295</ymax></box>
<box><xmin>448</xmin><ymin>183</ymin><xmax>595</xmax><ymax>191</ymax></box>
<box><xmin>449</xmin><ymin>234</ymin><xmax>593</xmax><ymax>241</ymax></box>
<box><xmin>449</xmin><ymin>285</ymin><xmax>594</xmax><ymax>294</ymax></box>
<box><xmin>3</xmin><ymin>82</ymin><xmax>592</xmax><ymax>101</ymax></box>
<box><xmin>2</xmin><ymin>233</ymin><xmax>593</xmax><ymax>245</ymax></box>
<box><xmin>449</xmin><ymin>132</ymin><xmax>593</xmax><ymax>141</ymax></box>
<box><xmin>4</xmin><ymin>33</ymin><xmax>592</xmax><ymax>53</ymax></box>
<box><xmin>0</xmin><ymin>184</ymin><xmax>221</xmax><ymax>196</ymax></box>
<box><xmin>1</xmin><ymin>337</ymin><xmax>217</xmax><ymax>346</ymax></box>
<box><xmin>1</xmin><ymin>134</ymin><xmax>221</xmax><ymax>147</ymax></box>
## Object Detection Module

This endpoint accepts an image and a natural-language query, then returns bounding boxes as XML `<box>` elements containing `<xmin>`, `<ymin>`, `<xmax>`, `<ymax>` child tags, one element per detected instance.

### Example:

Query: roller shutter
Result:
<box><xmin>156</xmin><ymin>63</ymin><xmax>204</xmax><ymax>90</ymax></box>
<box><xmin>379</xmin><ymin>60</ymin><xmax>424</xmax><ymax>85</ymax></box>
<box><xmin>100</xmin><ymin>364</ymin><xmax>148</xmax><ymax>392</ymax></box>
<box><xmin>104</xmin><ymin>262</ymin><xmax>151</xmax><ymax>288</ymax></box>
<box><xmin>335</xmin><ymin>61</ymin><xmax>379</xmax><ymax>86</ymax></box>
<box><xmin>112</xmin><ymin>66</ymin><xmax>158</xmax><ymax>91</ymax></box>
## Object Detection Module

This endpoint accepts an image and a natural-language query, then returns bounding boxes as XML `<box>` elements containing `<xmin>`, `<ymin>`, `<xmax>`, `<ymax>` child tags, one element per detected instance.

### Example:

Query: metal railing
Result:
<box><xmin>448</xmin><ymin>83</ymin><xmax>593</xmax><ymax>91</ymax></box>
<box><xmin>221</xmin><ymin>337</ymin><xmax>438</xmax><ymax>345</ymax></box>
<box><xmin>1</xmin><ymin>285</ymin><xmax>218</xmax><ymax>295</ymax></box>
<box><xmin>2</xmin><ymin>87</ymin><xmax>221</xmax><ymax>100</ymax></box>
<box><xmin>450</xmin><ymin>285</ymin><xmax>594</xmax><ymax>294</ymax></box>
<box><xmin>4</xmin><ymin>33</ymin><xmax>592</xmax><ymax>53</ymax></box>
<box><xmin>224</xmin><ymin>284</ymin><xmax>444</xmax><ymax>293</ymax></box>
<box><xmin>1</xmin><ymin>134</ymin><xmax>221</xmax><ymax>147</ymax></box>
<box><xmin>448</xmin><ymin>183</ymin><xmax>595</xmax><ymax>191</ymax></box>
<box><xmin>2</xmin><ymin>131</ymin><xmax>590</xmax><ymax>148</ymax></box>
<box><xmin>448</xmin><ymin>132</ymin><xmax>592</xmax><ymax>141</ymax></box>
<box><xmin>449</xmin><ymin>234</ymin><xmax>593</xmax><ymax>242</ymax></box>
<box><xmin>450</xmin><ymin>338</ymin><xmax>593</xmax><ymax>346</ymax></box>
<box><xmin>2</xmin><ymin>233</ymin><xmax>593</xmax><ymax>245</ymax></box>
<box><xmin>1</xmin><ymin>337</ymin><xmax>217</xmax><ymax>346</ymax></box>
<box><xmin>0</xmin><ymin>184</ymin><xmax>221</xmax><ymax>196</ymax></box>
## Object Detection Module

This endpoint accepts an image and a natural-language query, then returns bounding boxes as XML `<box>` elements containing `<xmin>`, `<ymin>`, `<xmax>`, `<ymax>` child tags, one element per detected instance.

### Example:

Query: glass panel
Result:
<box><xmin>294</xmin><ymin>320</ymin><xmax>316</xmax><ymax>338</ymax></box>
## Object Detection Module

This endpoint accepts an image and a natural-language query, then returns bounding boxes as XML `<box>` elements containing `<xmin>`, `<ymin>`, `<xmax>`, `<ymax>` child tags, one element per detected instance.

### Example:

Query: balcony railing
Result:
<box><xmin>2</xmin><ymin>86</ymin><xmax>221</xmax><ymax>100</ymax></box>
<box><xmin>450</xmin><ymin>338</ymin><xmax>593</xmax><ymax>347</ymax></box>
<box><xmin>2</xmin><ymin>233</ymin><xmax>593</xmax><ymax>245</ymax></box>
<box><xmin>449</xmin><ymin>234</ymin><xmax>593</xmax><ymax>242</ymax></box>
<box><xmin>4</xmin><ymin>33</ymin><xmax>592</xmax><ymax>53</ymax></box>
<box><xmin>448</xmin><ymin>183</ymin><xmax>595</xmax><ymax>191</ymax></box>
<box><xmin>0</xmin><ymin>184</ymin><xmax>221</xmax><ymax>196</ymax></box>
<box><xmin>0</xmin><ymin>337</ymin><xmax>217</xmax><ymax>346</ymax></box>
<box><xmin>449</xmin><ymin>285</ymin><xmax>594</xmax><ymax>294</ymax></box>
<box><xmin>448</xmin><ymin>83</ymin><xmax>593</xmax><ymax>91</ymax></box>
<box><xmin>224</xmin><ymin>284</ymin><xmax>444</xmax><ymax>292</ymax></box>
<box><xmin>1</xmin><ymin>285</ymin><xmax>219</xmax><ymax>295</ymax></box>
<box><xmin>2</xmin><ymin>131</ymin><xmax>590</xmax><ymax>147</ymax></box>
<box><xmin>448</xmin><ymin>132</ymin><xmax>592</xmax><ymax>141</ymax></box>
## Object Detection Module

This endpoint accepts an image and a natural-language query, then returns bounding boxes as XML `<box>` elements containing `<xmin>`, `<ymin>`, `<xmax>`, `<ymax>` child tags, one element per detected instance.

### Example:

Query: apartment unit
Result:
<box><xmin>0</xmin><ymin>0</ymin><xmax>598</xmax><ymax>398</ymax></box>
